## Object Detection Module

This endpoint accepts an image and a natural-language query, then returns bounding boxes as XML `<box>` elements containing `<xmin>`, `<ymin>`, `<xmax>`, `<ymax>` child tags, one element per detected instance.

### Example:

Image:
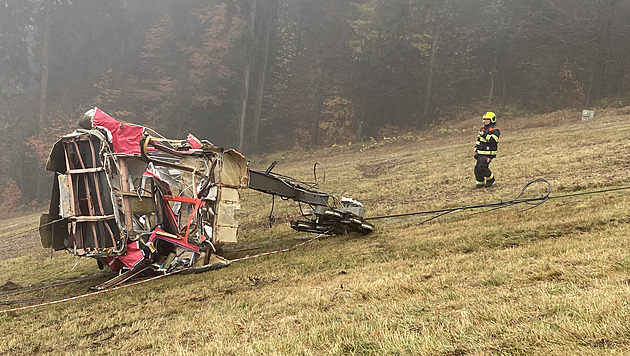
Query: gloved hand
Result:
<box><xmin>473</xmin><ymin>147</ymin><xmax>478</xmax><ymax>159</ymax></box>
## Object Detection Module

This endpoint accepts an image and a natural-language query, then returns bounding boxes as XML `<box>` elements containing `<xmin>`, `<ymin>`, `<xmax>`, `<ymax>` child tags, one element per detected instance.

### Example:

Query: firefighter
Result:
<box><xmin>473</xmin><ymin>111</ymin><xmax>500</xmax><ymax>188</ymax></box>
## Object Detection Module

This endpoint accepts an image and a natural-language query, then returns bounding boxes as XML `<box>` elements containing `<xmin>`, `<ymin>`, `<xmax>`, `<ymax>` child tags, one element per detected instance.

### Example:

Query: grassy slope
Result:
<box><xmin>1</xmin><ymin>108</ymin><xmax>630</xmax><ymax>355</ymax></box>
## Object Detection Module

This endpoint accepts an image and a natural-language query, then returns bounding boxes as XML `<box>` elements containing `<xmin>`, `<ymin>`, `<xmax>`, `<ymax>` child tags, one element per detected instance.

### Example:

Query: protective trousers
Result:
<box><xmin>474</xmin><ymin>155</ymin><xmax>493</xmax><ymax>186</ymax></box>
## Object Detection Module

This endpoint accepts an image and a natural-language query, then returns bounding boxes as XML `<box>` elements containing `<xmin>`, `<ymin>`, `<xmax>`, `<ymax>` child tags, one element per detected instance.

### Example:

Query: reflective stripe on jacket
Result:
<box><xmin>475</xmin><ymin>124</ymin><xmax>500</xmax><ymax>157</ymax></box>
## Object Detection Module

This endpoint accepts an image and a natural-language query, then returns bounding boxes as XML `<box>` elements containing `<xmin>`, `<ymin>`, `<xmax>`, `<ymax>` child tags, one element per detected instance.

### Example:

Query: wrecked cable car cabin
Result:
<box><xmin>39</xmin><ymin>108</ymin><xmax>374</xmax><ymax>289</ymax></box>
<box><xmin>39</xmin><ymin>108</ymin><xmax>249</xmax><ymax>289</ymax></box>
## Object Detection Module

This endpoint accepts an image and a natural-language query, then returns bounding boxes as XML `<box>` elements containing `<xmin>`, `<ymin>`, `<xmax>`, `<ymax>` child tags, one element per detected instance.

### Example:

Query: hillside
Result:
<box><xmin>1</xmin><ymin>107</ymin><xmax>630</xmax><ymax>355</ymax></box>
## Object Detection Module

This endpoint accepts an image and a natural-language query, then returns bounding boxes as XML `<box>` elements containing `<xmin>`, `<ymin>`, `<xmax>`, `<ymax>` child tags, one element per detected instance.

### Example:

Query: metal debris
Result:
<box><xmin>39</xmin><ymin>108</ymin><xmax>373</xmax><ymax>288</ymax></box>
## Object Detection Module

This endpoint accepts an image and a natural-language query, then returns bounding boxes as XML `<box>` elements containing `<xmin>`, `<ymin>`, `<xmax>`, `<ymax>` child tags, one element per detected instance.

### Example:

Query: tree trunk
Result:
<box><xmin>420</xmin><ymin>20</ymin><xmax>440</xmax><ymax>126</ymax></box>
<box><xmin>356</xmin><ymin>84</ymin><xmax>368</xmax><ymax>143</ymax></box>
<box><xmin>238</xmin><ymin>0</ymin><xmax>257</xmax><ymax>152</ymax></box>
<box><xmin>584</xmin><ymin>0</ymin><xmax>616</xmax><ymax>109</ymax></box>
<box><xmin>253</xmin><ymin>0</ymin><xmax>277</xmax><ymax>150</ymax></box>
<box><xmin>238</xmin><ymin>66</ymin><xmax>251</xmax><ymax>151</ymax></box>
<box><xmin>39</xmin><ymin>0</ymin><xmax>51</xmax><ymax>129</ymax></box>
<box><xmin>584</xmin><ymin>58</ymin><xmax>596</xmax><ymax>109</ymax></box>
<box><xmin>37</xmin><ymin>0</ymin><xmax>51</xmax><ymax>201</ymax></box>
<box><xmin>488</xmin><ymin>53</ymin><xmax>498</xmax><ymax>106</ymax></box>
<box><xmin>311</xmin><ymin>66</ymin><xmax>323</xmax><ymax>147</ymax></box>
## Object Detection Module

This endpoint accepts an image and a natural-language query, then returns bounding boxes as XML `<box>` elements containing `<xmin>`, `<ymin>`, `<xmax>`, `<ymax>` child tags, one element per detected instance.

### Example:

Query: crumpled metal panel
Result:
<box><xmin>212</xmin><ymin>151</ymin><xmax>248</xmax><ymax>244</ymax></box>
<box><xmin>57</xmin><ymin>175</ymin><xmax>72</xmax><ymax>218</ymax></box>
<box><xmin>39</xmin><ymin>214</ymin><xmax>68</xmax><ymax>250</ymax></box>
<box><xmin>220</xmin><ymin>150</ymin><xmax>249</xmax><ymax>188</ymax></box>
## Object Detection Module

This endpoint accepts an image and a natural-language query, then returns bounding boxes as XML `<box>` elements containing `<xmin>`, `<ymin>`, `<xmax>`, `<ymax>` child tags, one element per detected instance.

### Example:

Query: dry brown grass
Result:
<box><xmin>1</xmin><ymin>107</ymin><xmax>630</xmax><ymax>355</ymax></box>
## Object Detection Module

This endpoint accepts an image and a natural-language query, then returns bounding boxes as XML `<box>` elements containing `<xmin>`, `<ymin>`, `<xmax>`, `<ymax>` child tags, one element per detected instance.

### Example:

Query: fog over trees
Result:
<box><xmin>1</xmin><ymin>0</ymin><xmax>629</xmax><ymax>205</ymax></box>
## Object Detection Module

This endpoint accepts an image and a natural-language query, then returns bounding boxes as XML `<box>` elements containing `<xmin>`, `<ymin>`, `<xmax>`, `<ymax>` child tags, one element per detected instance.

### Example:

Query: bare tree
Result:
<box><xmin>39</xmin><ymin>0</ymin><xmax>51</xmax><ymax>130</ymax></box>
<box><xmin>238</xmin><ymin>0</ymin><xmax>258</xmax><ymax>152</ymax></box>
<box><xmin>252</xmin><ymin>0</ymin><xmax>278</xmax><ymax>149</ymax></box>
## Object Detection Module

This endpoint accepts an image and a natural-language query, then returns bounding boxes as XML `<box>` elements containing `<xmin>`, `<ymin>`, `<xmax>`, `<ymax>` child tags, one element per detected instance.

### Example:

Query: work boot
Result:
<box><xmin>485</xmin><ymin>177</ymin><xmax>495</xmax><ymax>188</ymax></box>
<box><xmin>474</xmin><ymin>182</ymin><xmax>485</xmax><ymax>189</ymax></box>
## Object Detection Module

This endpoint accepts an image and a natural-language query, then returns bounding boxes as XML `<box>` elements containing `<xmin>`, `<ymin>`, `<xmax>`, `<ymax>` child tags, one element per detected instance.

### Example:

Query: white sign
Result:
<box><xmin>582</xmin><ymin>110</ymin><xmax>594</xmax><ymax>121</ymax></box>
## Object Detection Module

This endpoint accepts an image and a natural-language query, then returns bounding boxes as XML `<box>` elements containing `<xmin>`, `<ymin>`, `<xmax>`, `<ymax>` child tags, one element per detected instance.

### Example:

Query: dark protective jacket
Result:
<box><xmin>475</xmin><ymin>123</ymin><xmax>500</xmax><ymax>158</ymax></box>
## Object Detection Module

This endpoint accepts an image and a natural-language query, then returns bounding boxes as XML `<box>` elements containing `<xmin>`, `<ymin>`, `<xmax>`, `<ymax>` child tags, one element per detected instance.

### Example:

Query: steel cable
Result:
<box><xmin>366</xmin><ymin>178</ymin><xmax>553</xmax><ymax>224</ymax></box>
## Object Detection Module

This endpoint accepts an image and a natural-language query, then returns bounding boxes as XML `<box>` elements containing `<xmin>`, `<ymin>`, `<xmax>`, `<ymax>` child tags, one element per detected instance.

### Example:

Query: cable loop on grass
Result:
<box><xmin>366</xmin><ymin>178</ymin><xmax>553</xmax><ymax>224</ymax></box>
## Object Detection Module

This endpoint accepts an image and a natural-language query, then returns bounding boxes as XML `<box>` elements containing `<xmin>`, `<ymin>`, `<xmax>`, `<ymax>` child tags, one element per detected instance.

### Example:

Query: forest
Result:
<box><xmin>1</xmin><ymin>0</ymin><xmax>629</xmax><ymax>206</ymax></box>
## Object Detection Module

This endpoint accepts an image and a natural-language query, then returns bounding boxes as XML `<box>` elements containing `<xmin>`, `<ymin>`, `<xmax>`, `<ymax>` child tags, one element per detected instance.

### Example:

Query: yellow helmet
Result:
<box><xmin>482</xmin><ymin>111</ymin><xmax>496</xmax><ymax>124</ymax></box>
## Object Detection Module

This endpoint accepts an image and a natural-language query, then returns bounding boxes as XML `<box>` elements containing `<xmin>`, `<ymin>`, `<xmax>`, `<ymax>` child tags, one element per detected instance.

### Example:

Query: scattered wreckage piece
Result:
<box><xmin>39</xmin><ymin>107</ymin><xmax>373</xmax><ymax>289</ymax></box>
<box><xmin>249</xmin><ymin>164</ymin><xmax>374</xmax><ymax>235</ymax></box>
